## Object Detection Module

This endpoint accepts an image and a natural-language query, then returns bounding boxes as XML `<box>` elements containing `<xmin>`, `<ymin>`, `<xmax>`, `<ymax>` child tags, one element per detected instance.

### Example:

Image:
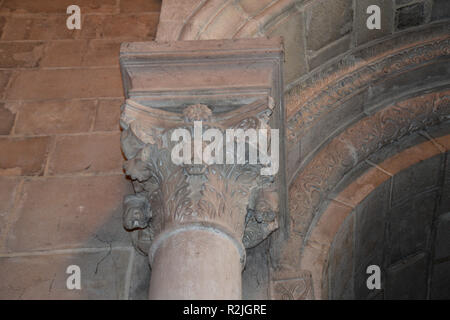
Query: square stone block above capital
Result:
<box><xmin>119</xmin><ymin>37</ymin><xmax>285</xmax><ymax>111</ymax></box>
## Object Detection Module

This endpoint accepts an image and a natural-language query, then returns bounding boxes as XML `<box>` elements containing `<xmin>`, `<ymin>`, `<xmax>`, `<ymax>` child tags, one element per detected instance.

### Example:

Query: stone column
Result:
<box><xmin>119</xmin><ymin>38</ymin><xmax>287</xmax><ymax>300</ymax></box>
<box><xmin>149</xmin><ymin>226</ymin><xmax>243</xmax><ymax>299</ymax></box>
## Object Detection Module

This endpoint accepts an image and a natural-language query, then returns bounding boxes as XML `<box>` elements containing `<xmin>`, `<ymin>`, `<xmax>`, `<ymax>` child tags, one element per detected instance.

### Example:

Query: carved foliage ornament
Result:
<box><xmin>120</xmin><ymin>98</ymin><xmax>280</xmax><ymax>255</ymax></box>
<box><xmin>289</xmin><ymin>90</ymin><xmax>450</xmax><ymax>239</ymax></box>
<box><xmin>286</xmin><ymin>37</ymin><xmax>450</xmax><ymax>145</ymax></box>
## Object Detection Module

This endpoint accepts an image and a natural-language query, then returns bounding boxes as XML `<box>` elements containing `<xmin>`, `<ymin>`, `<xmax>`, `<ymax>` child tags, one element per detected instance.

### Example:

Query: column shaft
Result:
<box><xmin>149</xmin><ymin>228</ymin><xmax>242</xmax><ymax>300</ymax></box>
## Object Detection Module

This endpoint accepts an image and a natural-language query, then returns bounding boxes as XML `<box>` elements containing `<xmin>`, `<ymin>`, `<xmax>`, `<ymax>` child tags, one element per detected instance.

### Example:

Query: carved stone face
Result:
<box><xmin>123</xmin><ymin>195</ymin><xmax>151</xmax><ymax>231</ymax></box>
<box><xmin>123</xmin><ymin>207</ymin><xmax>148</xmax><ymax>230</ymax></box>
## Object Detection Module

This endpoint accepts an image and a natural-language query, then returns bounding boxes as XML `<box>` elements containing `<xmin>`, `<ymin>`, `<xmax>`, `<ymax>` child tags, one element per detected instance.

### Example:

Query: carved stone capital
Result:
<box><xmin>121</xmin><ymin>98</ymin><xmax>279</xmax><ymax>261</ymax></box>
<box><xmin>119</xmin><ymin>38</ymin><xmax>287</xmax><ymax>267</ymax></box>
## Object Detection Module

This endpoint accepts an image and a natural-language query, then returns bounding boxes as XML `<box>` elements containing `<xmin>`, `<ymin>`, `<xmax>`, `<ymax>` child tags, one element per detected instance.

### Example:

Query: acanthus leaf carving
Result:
<box><xmin>121</xmin><ymin>97</ymin><xmax>281</xmax><ymax>256</ymax></box>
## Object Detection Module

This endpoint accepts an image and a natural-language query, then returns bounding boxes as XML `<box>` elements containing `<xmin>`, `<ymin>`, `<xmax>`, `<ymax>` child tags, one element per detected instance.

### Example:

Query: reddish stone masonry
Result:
<box><xmin>0</xmin><ymin>0</ymin><xmax>161</xmax><ymax>300</ymax></box>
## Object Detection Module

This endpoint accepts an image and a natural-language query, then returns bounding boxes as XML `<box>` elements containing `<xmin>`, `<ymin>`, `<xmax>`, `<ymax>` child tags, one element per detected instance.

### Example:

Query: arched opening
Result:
<box><xmin>325</xmin><ymin>125</ymin><xmax>449</xmax><ymax>299</ymax></box>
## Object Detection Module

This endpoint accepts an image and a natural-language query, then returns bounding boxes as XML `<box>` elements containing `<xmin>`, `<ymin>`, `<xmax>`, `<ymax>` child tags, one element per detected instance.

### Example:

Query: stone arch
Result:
<box><xmin>155</xmin><ymin>0</ymin><xmax>450</xmax><ymax>299</ymax></box>
<box><xmin>157</xmin><ymin>0</ymin><xmax>450</xmax><ymax>87</ymax></box>
<box><xmin>299</xmin><ymin>128</ymin><xmax>449</xmax><ymax>299</ymax></box>
<box><xmin>272</xmin><ymin>26</ymin><xmax>450</xmax><ymax>295</ymax></box>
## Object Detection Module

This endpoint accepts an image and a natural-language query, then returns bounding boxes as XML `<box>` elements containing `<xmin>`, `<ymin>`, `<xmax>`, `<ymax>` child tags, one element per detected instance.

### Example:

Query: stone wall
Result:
<box><xmin>0</xmin><ymin>0</ymin><xmax>161</xmax><ymax>299</ymax></box>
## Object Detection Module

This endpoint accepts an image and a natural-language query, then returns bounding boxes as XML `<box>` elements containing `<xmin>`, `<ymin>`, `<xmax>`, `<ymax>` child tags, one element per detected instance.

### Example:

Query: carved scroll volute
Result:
<box><xmin>120</xmin><ymin>98</ymin><xmax>281</xmax><ymax>259</ymax></box>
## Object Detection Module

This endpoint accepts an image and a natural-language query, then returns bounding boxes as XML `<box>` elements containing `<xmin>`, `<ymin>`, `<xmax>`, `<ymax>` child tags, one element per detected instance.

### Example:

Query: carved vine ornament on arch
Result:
<box><xmin>286</xmin><ymin>36</ymin><xmax>450</xmax><ymax>146</ymax></box>
<box><xmin>290</xmin><ymin>90</ymin><xmax>450</xmax><ymax>239</ymax></box>
<box><xmin>120</xmin><ymin>98</ymin><xmax>281</xmax><ymax>256</ymax></box>
<box><xmin>284</xmin><ymin>31</ymin><xmax>450</xmax><ymax>242</ymax></box>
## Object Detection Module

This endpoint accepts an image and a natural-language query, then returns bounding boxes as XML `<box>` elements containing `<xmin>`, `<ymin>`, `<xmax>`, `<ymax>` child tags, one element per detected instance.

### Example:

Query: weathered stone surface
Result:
<box><xmin>239</xmin><ymin>0</ymin><xmax>273</xmax><ymax>17</ymax></box>
<box><xmin>0</xmin><ymin>0</ymin><xmax>118</xmax><ymax>14</ymax></box>
<box><xmin>431</xmin><ymin>260</ymin><xmax>450</xmax><ymax>299</ymax></box>
<box><xmin>308</xmin><ymin>200</ymin><xmax>352</xmax><ymax>248</ymax></box>
<box><xmin>0</xmin><ymin>42</ymin><xmax>44</xmax><ymax>68</ymax></box>
<box><xmin>431</xmin><ymin>0</ymin><xmax>450</xmax><ymax>21</ymax></box>
<box><xmin>0</xmin><ymin>0</ymin><xmax>162</xmax><ymax>301</ymax></box>
<box><xmin>354</xmin><ymin>260</ymin><xmax>384</xmax><ymax>300</ymax></box>
<box><xmin>120</xmin><ymin>38</ymin><xmax>286</xmax><ymax>299</ymax></box>
<box><xmin>120</xmin><ymin>0</ymin><xmax>161</xmax><ymax>13</ymax></box>
<box><xmin>1</xmin><ymin>16</ymin><xmax>76</xmax><ymax>40</ymax></box>
<box><xmin>395</xmin><ymin>2</ymin><xmax>427</xmax><ymax>30</ymax></box>
<box><xmin>287</xmin><ymin>139</ymin><xmax>301</xmax><ymax>179</ymax></box>
<box><xmin>156</xmin><ymin>0</ymin><xmax>202</xmax><ymax>41</ymax></box>
<box><xmin>355</xmin><ymin>0</ymin><xmax>393</xmax><ymax>45</ymax></box>
<box><xmin>5</xmin><ymin>175</ymin><xmax>132</xmax><ymax>252</ymax></box>
<box><xmin>354</xmin><ymin>180</ymin><xmax>389</xmax><ymax>270</ymax></box>
<box><xmin>120</xmin><ymin>40</ymin><xmax>280</xmax><ymax>97</ymax></box>
<box><xmin>14</xmin><ymin>100</ymin><xmax>96</xmax><ymax>135</ymax></box>
<box><xmin>94</xmin><ymin>99</ymin><xmax>122</xmax><ymax>131</ymax></box>
<box><xmin>391</xmin><ymin>155</ymin><xmax>442</xmax><ymax>205</ymax></box>
<box><xmin>388</xmin><ymin>192</ymin><xmax>436</xmax><ymax>264</ymax></box>
<box><xmin>0</xmin><ymin>177</ymin><xmax>21</xmax><ymax>237</ymax></box>
<box><xmin>270</xmin><ymin>270</ymin><xmax>314</xmax><ymax>300</ymax></box>
<box><xmin>80</xmin><ymin>14</ymin><xmax>159</xmax><ymax>39</ymax></box>
<box><xmin>298</xmin><ymin>240</ymin><xmax>328</xmax><ymax>299</ymax></box>
<box><xmin>7</xmin><ymin>68</ymin><xmax>123</xmax><ymax>100</ymax></box>
<box><xmin>0</xmin><ymin>249</ymin><xmax>131</xmax><ymax>299</ymax></box>
<box><xmin>434</xmin><ymin>212</ymin><xmax>450</xmax><ymax>260</ymax></box>
<box><xmin>120</xmin><ymin>98</ymin><xmax>281</xmax><ymax>254</ymax></box>
<box><xmin>40</xmin><ymin>40</ymin><xmax>87</xmax><ymax>67</ymax></box>
<box><xmin>83</xmin><ymin>40</ymin><xmax>122</xmax><ymax>66</ymax></box>
<box><xmin>242</xmin><ymin>243</ymin><xmax>270</xmax><ymax>300</ymax></box>
<box><xmin>308</xmin><ymin>35</ymin><xmax>351</xmax><ymax>71</ymax></box>
<box><xmin>395</xmin><ymin>0</ymin><xmax>412</xmax><ymax>5</ymax></box>
<box><xmin>1</xmin><ymin>0</ymin><xmax>447</xmax><ymax>300</ymax></box>
<box><xmin>328</xmin><ymin>214</ymin><xmax>354</xmax><ymax>300</ymax></box>
<box><xmin>0</xmin><ymin>103</ymin><xmax>15</xmax><ymax>135</ymax></box>
<box><xmin>48</xmin><ymin>133</ymin><xmax>123</xmax><ymax>175</ymax></box>
<box><xmin>0</xmin><ymin>137</ymin><xmax>50</xmax><ymax>176</ymax></box>
<box><xmin>290</xmin><ymin>91</ymin><xmax>448</xmax><ymax>289</ymax></box>
<box><xmin>368</xmin><ymin>62</ymin><xmax>450</xmax><ymax>112</ymax></box>
<box><xmin>149</xmin><ymin>229</ymin><xmax>243</xmax><ymax>299</ymax></box>
<box><xmin>0</xmin><ymin>17</ymin><xmax>31</xmax><ymax>40</ymax></box>
<box><xmin>0</xmin><ymin>16</ymin><xmax>6</xmax><ymax>39</ymax></box>
<box><xmin>0</xmin><ymin>71</ymin><xmax>11</xmax><ymax>99</ymax></box>
<box><xmin>442</xmin><ymin>153</ymin><xmax>450</xmax><ymax>214</ymax></box>
<box><xmin>128</xmin><ymin>251</ymin><xmax>151</xmax><ymax>300</ymax></box>
<box><xmin>331</xmin><ymin>160</ymin><xmax>390</xmax><ymax>208</ymax></box>
<box><xmin>386</xmin><ymin>253</ymin><xmax>428</xmax><ymax>299</ymax></box>
<box><xmin>367</xmin><ymin>132</ymin><xmax>430</xmax><ymax>168</ymax></box>
<box><xmin>41</xmin><ymin>40</ymin><xmax>122</xmax><ymax>68</ymax></box>
<box><xmin>150</xmin><ymin>0</ymin><xmax>450</xmax><ymax>300</ymax></box>
<box><xmin>299</xmin><ymin>90</ymin><xmax>365</xmax><ymax>164</ymax></box>
<box><xmin>306</xmin><ymin>0</ymin><xmax>353</xmax><ymax>52</ymax></box>
<box><xmin>317</xmin><ymin>129</ymin><xmax>450</xmax><ymax>299</ymax></box>
<box><xmin>287</xmin><ymin>36</ymin><xmax>450</xmax><ymax>144</ymax></box>
<box><xmin>266</xmin><ymin>9</ymin><xmax>307</xmax><ymax>84</ymax></box>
